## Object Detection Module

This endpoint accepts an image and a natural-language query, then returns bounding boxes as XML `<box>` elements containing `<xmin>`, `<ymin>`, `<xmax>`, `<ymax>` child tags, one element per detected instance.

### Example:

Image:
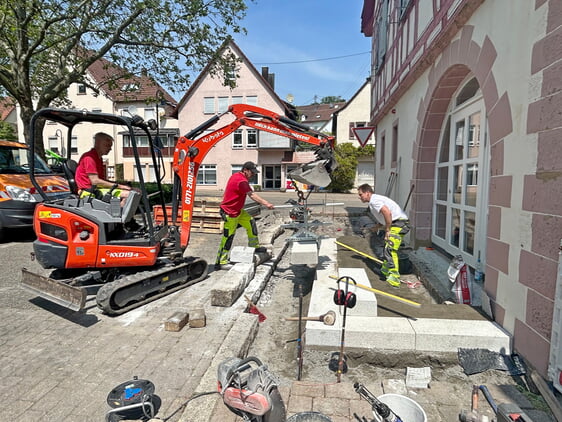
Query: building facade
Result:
<box><xmin>333</xmin><ymin>78</ymin><xmax>375</xmax><ymax>188</ymax></box>
<box><xmin>176</xmin><ymin>41</ymin><xmax>313</xmax><ymax>192</ymax></box>
<box><xmin>362</xmin><ymin>0</ymin><xmax>562</xmax><ymax>378</ymax></box>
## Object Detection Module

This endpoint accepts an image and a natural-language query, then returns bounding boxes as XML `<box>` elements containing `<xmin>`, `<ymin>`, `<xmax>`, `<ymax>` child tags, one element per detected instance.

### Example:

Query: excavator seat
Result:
<box><xmin>62</xmin><ymin>159</ymin><xmax>79</xmax><ymax>195</ymax></box>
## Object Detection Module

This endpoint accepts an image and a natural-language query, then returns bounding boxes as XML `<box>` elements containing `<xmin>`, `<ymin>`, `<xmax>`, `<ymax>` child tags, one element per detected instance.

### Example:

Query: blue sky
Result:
<box><xmin>233</xmin><ymin>1</ymin><xmax>371</xmax><ymax>106</ymax></box>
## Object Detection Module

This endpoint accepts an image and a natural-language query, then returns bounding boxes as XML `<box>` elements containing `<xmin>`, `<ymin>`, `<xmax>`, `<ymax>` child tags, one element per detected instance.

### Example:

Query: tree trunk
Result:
<box><xmin>20</xmin><ymin>105</ymin><xmax>46</xmax><ymax>160</ymax></box>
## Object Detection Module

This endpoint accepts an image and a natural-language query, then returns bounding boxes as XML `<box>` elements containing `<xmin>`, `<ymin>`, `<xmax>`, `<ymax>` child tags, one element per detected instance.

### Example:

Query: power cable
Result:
<box><xmin>254</xmin><ymin>51</ymin><xmax>370</xmax><ymax>65</ymax></box>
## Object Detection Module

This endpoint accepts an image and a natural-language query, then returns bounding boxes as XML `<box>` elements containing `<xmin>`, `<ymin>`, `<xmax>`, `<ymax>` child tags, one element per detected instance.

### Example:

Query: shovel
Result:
<box><xmin>285</xmin><ymin>310</ymin><xmax>336</xmax><ymax>326</ymax></box>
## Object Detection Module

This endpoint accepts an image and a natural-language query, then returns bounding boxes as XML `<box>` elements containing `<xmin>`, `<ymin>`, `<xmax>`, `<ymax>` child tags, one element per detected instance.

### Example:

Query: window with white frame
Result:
<box><xmin>144</xmin><ymin>108</ymin><xmax>156</xmax><ymax>121</ymax></box>
<box><xmin>107</xmin><ymin>166</ymin><xmax>115</xmax><ymax>180</ymax></box>
<box><xmin>232</xmin><ymin>164</ymin><xmax>257</xmax><ymax>184</ymax></box>
<box><xmin>246</xmin><ymin>96</ymin><xmax>258</xmax><ymax>106</ymax></box>
<box><xmin>197</xmin><ymin>164</ymin><xmax>217</xmax><ymax>185</ymax></box>
<box><xmin>204</xmin><ymin>97</ymin><xmax>215</xmax><ymax>114</ymax></box>
<box><xmin>77</xmin><ymin>84</ymin><xmax>86</xmax><ymax>95</ymax></box>
<box><xmin>218</xmin><ymin>97</ymin><xmax>229</xmax><ymax>113</ymax></box>
<box><xmin>48</xmin><ymin>137</ymin><xmax>59</xmax><ymax>154</ymax></box>
<box><xmin>71</xmin><ymin>136</ymin><xmax>78</xmax><ymax>154</ymax></box>
<box><xmin>247</xmin><ymin>129</ymin><xmax>258</xmax><ymax>148</ymax></box>
<box><xmin>232</xmin><ymin>96</ymin><xmax>243</xmax><ymax>105</ymax></box>
<box><xmin>124</xmin><ymin>135</ymin><xmax>150</xmax><ymax>147</ymax></box>
<box><xmin>233</xmin><ymin>130</ymin><xmax>243</xmax><ymax>149</ymax></box>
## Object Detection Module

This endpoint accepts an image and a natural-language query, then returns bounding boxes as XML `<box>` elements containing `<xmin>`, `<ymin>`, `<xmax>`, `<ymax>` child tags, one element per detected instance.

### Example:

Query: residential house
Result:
<box><xmin>333</xmin><ymin>78</ymin><xmax>375</xmax><ymax>188</ymax></box>
<box><xmin>175</xmin><ymin>40</ymin><xmax>313</xmax><ymax>192</ymax></box>
<box><xmin>296</xmin><ymin>101</ymin><xmax>346</xmax><ymax>134</ymax></box>
<box><xmin>15</xmin><ymin>57</ymin><xmax>178</xmax><ymax>183</ymax></box>
<box><xmin>361</xmin><ymin>0</ymin><xmax>562</xmax><ymax>380</ymax></box>
<box><xmin>0</xmin><ymin>98</ymin><xmax>17</xmax><ymax>138</ymax></box>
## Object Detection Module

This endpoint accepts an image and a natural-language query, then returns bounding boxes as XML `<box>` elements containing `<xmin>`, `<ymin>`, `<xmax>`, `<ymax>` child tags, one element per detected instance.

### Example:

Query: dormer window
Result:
<box><xmin>77</xmin><ymin>84</ymin><xmax>86</xmax><ymax>95</ymax></box>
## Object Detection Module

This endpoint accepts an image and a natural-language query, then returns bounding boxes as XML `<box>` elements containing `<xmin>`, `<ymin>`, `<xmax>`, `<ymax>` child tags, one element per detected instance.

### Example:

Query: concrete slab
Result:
<box><xmin>229</xmin><ymin>246</ymin><xmax>255</xmax><ymax>263</ymax></box>
<box><xmin>410</xmin><ymin>318</ymin><xmax>512</xmax><ymax>353</ymax></box>
<box><xmin>290</xmin><ymin>240</ymin><xmax>318</xmax><ymax>265</ymax></box>
<box><xmin>304</xmin><ymin>237</ymin><xmax>513</xmax><ymax>355</ymax></box>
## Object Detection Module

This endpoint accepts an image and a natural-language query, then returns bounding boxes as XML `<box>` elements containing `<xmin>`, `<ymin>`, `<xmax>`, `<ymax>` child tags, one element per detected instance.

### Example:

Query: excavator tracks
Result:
<box><xmin>96</xmin><ymin>257</ymin><xmax>208</xmax><ymax>315</ymax></box>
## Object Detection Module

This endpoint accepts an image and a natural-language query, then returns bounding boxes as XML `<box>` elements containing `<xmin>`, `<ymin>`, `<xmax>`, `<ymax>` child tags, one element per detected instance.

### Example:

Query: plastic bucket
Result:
<box><xmin>371</xmin><ymin>394</ymin><xmax>427</xmax><ymax>422</ymax></box>
<box><xmin>286</xmin><ymin>411</ymin><xmax>333</xmax><ymax>422</ymax></box>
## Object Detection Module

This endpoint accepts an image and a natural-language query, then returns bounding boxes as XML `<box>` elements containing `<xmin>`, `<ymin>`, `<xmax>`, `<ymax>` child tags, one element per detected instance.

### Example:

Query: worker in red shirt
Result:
<box><xmin>75</xmin><ymin>132</ymin><xmax>132</xmax><ymax>205</ymax></box>
<box><xmin>215</xmin><ymin>161</ymin><xmax>274</xmax><ymax>271</ymax></box>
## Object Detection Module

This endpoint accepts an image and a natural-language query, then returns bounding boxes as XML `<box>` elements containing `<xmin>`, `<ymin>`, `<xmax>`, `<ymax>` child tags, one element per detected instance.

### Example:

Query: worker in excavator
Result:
<box><xmin>357</xmin><ymin>183</ymin><xmax>411</xmax><ymax>288</ymax></box>
<box><xmin>215</xmin><ymin>161</ymin><xmax>275</xmax><ymax>271</ymax></box>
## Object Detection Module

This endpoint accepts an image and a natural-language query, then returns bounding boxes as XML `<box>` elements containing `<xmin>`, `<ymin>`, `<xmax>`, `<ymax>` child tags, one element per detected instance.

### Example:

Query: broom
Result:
<box><xmin>244</xmin><ymin>295</ymin><xmax>267</xmax><ymax>323</ymax></box>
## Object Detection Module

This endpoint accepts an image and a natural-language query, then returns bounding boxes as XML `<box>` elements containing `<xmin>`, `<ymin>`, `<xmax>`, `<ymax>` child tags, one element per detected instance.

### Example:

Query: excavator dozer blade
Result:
<box><xmin>21</xmin><ymin>268</ymin><xmax>86</xmax><ymax>312</ymax></box>
<box><xmin>288</xmin><ymin>159</ymin><xmax>334</xmax><ymax>188</ymax></box>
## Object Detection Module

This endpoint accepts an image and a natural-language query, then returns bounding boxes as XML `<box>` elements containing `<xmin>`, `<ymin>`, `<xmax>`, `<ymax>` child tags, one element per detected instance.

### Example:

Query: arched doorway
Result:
<box><xmin>432</xmin><ymin>77</ymin><xmax>489</xmax><ymax>269</ymax></box>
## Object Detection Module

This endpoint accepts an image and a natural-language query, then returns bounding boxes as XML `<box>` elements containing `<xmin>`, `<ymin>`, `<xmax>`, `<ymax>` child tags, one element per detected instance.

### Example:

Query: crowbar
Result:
<box><xmin>329</xmin><ymin>275</ymin><xmax>421</xmax><ymax>308</ymax></box>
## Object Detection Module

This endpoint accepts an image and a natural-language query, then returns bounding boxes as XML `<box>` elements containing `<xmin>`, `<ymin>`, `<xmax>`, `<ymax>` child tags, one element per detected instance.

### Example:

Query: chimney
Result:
<box><xmin>261</xmin><ymin>67</ymin><xmax>275</xmax><ymax>90</ymax></box>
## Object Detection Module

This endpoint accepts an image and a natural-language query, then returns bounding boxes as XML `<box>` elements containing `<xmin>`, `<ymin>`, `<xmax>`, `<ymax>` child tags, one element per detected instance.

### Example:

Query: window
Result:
<box><xmin>144</xmin><ymin>108</ymin><xmax>156</xmax><ymax>121</ymax></box>
<box><xmin>232</xmin><ymin>165</ymin><xmax>257</xmax><ymax>184</ymax></box>
<box><xmin>246</xmin><ymin>96</ymin><xmax>258</xmax><ymax>106</ymax></box>
<box><xmin>71</xmin><ymin>136</ymin><xmax>78</xmax><ymax>154</ymax></box>
<box><xmin>48</xmin><ymin>136</ymin><xmax>59</xmax><ymax>154</ymax></box>
<box><xmin>399</xmin><ymin>0</ymin><xmax>412</xmax><ymax>18</ymax></box>
<box><xmin>107</xmin><ymin>166</ymin><xmax>115</xmax><ymax>180</ymax></box>
<box><xmin>92</xmin><ymin>108</ymin><xmax>102</xmax><ymax>113</ymax></box>
<box><xmin>124</xmin><ymin>135</ymin><xmax>149</xmax><ymax>147</ymax></box>
<box><xmin>204</xmin><ymin>97</ymin><xmax>215</xmax><ymax>114</ymax></box>
<box><xmin>77</xmin><ymin>84</ymin><xmax>86</xmax><ymax>95</ymax></box>
<box><xmin>375</xmin><ymin>0</ymin><xmax>389</xmax><ymax>72</ymax></box>
<box><xmin>349</xmin><ymin>121</ymin><xmax>366</xmax><ymax>139</ymax></box>
<box><xmin>247</xmin><ymin>129</ymin><xmax>258</xmax><ymax>148</ymax></box>
<box><xmin>197</xmin><ymin>164</ymin><xmax>217</xmax><ymax>185</ymax></box>
<box><xmin>218</xmin><ymin>97</ymin><xmax>229</xmax><ymax>113</ymax></box>
<box><xmin>432</xmin><ymin>77</ymin><xmax>486</xmax><ymax>267</ymax></box>
<box><xmin>232</xmin><ymin>96</ymin><xmax>243</xmax><ymax>105</ymax></box>
<box><xmin>233</xmin><ymin>130</ymin><xmax>243</xmax><ymax>149</ymax></box>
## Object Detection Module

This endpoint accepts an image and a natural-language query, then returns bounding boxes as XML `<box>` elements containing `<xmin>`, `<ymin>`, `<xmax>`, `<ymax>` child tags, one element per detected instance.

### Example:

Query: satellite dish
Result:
<box><xmin>286</xmin><ymin>94</ymin><xmax>294</xmax><ymax>104</ymax></box>
<box><xmin>127</xmin><ymin>105</ymin><xmax>138</xmax><ymax>115</ymax></box>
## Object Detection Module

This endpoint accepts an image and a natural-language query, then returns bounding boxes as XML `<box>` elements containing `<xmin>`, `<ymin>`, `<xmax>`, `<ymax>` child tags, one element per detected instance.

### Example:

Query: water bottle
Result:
<box><xmin>474</xmin><ymin>252</ymin><xmax>483</xmax><ymax>282</ymax></box>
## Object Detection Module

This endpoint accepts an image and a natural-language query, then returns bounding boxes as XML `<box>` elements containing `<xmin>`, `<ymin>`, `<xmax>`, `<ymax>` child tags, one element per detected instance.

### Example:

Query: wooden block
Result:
<box><xmin>189</xmin><ymin>308</ymin><xmax>206</xmax><ymax>328</ymax></box>
<box><xmin>165</xmin><ymin>311</ymin><xmax>189</xmax><ymax>332</ymax></box>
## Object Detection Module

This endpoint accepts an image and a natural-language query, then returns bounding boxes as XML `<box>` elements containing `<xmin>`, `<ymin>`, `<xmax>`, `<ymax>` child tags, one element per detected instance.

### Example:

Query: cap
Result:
<box><xmin>242</xmin><ymin>161</ymin><xmax>259</xmax><ymax>173</ymax></box>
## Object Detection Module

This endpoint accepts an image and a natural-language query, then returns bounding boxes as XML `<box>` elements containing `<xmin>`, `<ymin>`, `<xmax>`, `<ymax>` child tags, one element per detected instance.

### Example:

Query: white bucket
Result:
<box><xmin>371</xmin><ymin>394</ymin><xmax>427</xmax><ymax>422</ymax></box>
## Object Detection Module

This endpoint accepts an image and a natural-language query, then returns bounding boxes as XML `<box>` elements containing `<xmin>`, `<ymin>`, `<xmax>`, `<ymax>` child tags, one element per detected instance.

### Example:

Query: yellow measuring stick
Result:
<box><xmin>335</xmin><ymin>240</ymin><xmax>384</xmax><ymax>265</ymax></box>
<box><xmin>329</xmin><ymin>275</ymin><xmax>421</xmax><ymax>308</ymax></box>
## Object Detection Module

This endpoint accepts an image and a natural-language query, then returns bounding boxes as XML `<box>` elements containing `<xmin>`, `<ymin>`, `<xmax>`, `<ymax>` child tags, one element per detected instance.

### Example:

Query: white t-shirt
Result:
<box><xmin>368</xmin><ymin>194</ymin><xmax>408</xmax><ymax>225</ymax></box>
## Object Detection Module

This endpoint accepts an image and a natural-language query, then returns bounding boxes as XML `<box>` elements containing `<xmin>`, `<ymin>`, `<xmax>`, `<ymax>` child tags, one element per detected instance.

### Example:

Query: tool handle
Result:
<box><xmin>285</xmin><ymin>316</ymin><xmax>320</xmax><ymax>321</ymax></box>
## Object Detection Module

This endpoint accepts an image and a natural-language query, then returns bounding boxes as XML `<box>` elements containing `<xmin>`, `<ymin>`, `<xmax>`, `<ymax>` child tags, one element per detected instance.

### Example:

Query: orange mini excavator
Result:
<box><xmin>21</xmin><ymin>105</ymin><xmax>336</xmax><ymax>315</ymax></box>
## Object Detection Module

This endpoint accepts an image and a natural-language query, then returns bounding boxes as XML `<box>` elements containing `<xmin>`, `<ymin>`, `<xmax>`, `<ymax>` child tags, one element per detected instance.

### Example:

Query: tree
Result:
<box><xmin>321</xmin><ymin>96</ymin><xmax>345</xmax><ymax>104</ymax></box>
<box><xmin>0</xmin><ymin>122</ymin><xmax>17</xmax><ymax>141</ymax></box>
<box><xmin>329</xmin><ymin>142</ymin><xmax>358</xmax><ymax>193</ymax></box>
<box><xmin>0</xmin><ymin>0</ymin><xmax>250</xmax><ymax>155</ymax></box>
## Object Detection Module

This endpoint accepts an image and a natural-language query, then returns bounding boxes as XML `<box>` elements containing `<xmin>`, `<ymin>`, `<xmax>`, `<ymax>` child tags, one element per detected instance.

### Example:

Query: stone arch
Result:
<box><xmin>410</xmin><ymin>25</ymin><xmax>513</xmax><ymax>250</ymax></box>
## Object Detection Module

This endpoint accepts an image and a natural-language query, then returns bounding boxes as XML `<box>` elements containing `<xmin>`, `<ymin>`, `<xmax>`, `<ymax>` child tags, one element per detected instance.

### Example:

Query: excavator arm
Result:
<box><xmin>172</xmin><ymin>104</ymin><xmax>337</xmax><ymax>249</ymax></box>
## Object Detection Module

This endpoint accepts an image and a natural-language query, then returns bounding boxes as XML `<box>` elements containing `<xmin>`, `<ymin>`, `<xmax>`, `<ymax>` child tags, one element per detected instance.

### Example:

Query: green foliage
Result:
<box><xmin>329</xmin><ymin>143</ymin><xmax>359</xmax><ymax>193</ymax></box>
<box><xmin>127</xmin><ymin>182</ymin><xmax>174</xmax><ymax>206</ymax></box>
<box><xmin>357</xmin><ymin>144</ymin><xmax>375</xmax><ymax>157</ymax></box>
<box><xmin>321</xmin><ymin>96</ymin><xmax>345</xmax><ymax>104</ymax></box>
<box><xmin>0</xmin><ymin>122</ymin><xmax>17</xmax><ymax>141</ymax></box>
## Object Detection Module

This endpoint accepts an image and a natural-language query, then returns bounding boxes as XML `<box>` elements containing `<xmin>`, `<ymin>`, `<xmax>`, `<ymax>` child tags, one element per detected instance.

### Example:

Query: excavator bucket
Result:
<box><xmin>21</xmin><ymin>268</ymin><xmax>87</xmax><ymax>312</ymax></box>
<box><xmin>288</xmin><ymin>145</ymin><xmax>338</xmax><ymax>188</ymax></box>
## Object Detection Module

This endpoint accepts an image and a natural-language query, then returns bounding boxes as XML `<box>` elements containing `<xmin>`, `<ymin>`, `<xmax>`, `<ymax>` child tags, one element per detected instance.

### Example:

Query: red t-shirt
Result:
<box><xmin>75</xmin><ymin>148</ymin><xmax>104</xmax><ymax>190</ymax></box>
<box><xmin>220</xmin><ymin>172</ymin><xmax>252</xmax><ymax>217</ymax></box>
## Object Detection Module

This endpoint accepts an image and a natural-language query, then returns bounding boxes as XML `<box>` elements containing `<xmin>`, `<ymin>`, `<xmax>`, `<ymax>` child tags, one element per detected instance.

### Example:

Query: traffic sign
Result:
<box><xmin>352</xmin><ymin>126</ymin><xmax>375</xmax><ymax>147</ymax></box>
